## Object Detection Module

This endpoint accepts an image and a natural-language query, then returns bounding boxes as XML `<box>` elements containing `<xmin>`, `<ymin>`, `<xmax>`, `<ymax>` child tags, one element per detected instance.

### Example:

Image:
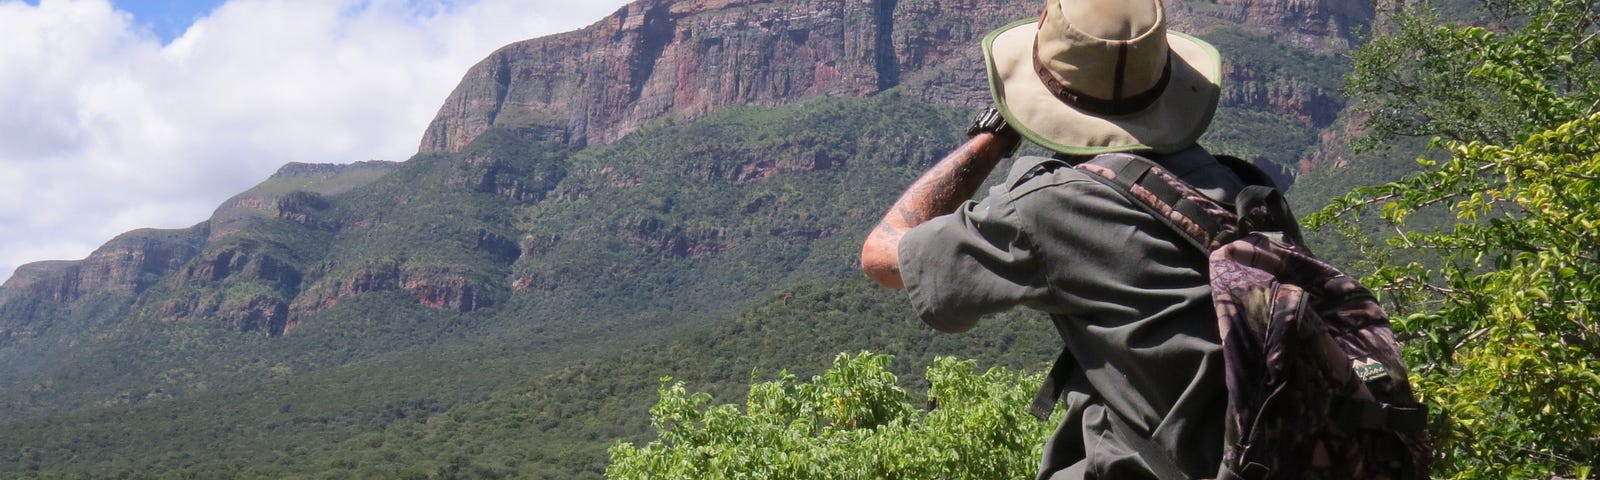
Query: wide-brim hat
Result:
<box><xmin>984</xmin><ymin>0</ymin><xmax>1222</xmax><ymax>155</ymax></box>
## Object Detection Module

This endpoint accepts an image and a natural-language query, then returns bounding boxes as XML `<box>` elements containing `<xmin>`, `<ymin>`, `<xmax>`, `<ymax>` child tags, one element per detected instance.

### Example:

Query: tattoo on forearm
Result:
<box><xmin>892</xmin><ymin>140</ymin><xmax>1000</xmax><ymax>226</ymax></box>
<box><xmin>862</xmin><ymin>133</ymin><xmax>1009</xmax><ymax>287</ymax></box>
<box><xmin>890</xmin><ymin>204</ymin><xmax>920</xmax><ymax>227</ymax></box>
<box><xmin>870</xmin><ymin>137</ymin><xmax>1006</xmax><ymax>230</ymax></box>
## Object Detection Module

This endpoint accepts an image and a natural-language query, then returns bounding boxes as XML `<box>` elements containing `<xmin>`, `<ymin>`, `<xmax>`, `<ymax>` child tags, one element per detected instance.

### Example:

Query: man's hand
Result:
<box><xmin>860</xmin><ymin>130</ymin><xmax>1018</xmax><ymax>289</ymax></box>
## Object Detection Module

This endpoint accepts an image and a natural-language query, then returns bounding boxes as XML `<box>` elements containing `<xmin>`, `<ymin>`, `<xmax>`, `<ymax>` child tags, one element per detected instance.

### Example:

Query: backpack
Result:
<box><xmin>1027</xmin><ymin>152</ymin><xmax>1432</xmax><ymax>480</ymax></box>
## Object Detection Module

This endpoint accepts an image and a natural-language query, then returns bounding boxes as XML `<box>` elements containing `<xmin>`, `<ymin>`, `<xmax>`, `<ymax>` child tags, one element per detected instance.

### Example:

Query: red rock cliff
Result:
<box><xmin>419</xmin><ymin>0</ymin><xmax>1372</xmax><ymax>154</ymax></box>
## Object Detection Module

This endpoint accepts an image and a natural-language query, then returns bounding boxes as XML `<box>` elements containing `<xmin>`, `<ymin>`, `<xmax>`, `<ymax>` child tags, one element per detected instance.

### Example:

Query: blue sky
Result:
<box><xmin>111</xmin><ymin>0</ymin><xmax>227</xmax><ymax>42</ymax></box>
<box><xmin>0</xmin><ymin>0</ymin><xmax>632</xmax><ymax>284</ymax></box>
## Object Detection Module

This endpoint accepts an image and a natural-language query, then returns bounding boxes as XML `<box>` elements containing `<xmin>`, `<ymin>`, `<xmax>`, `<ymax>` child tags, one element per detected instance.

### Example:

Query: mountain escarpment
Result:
<box><xmin>3</xmin><ymin>0</ymin><xmax>1372</xmax><ymax>344</ymax></box>
<box><xmin>420</xmin><ymin>0</ymin><xmax>1372</xmax><ymax>153</ymax></box>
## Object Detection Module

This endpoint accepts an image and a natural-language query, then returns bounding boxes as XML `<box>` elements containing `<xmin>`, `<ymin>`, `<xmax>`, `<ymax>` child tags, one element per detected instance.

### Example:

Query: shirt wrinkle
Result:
<box><xmin>897</xmin><ymin>145</ymin><xmax>1235</xmax><ymax>480</ymax></box>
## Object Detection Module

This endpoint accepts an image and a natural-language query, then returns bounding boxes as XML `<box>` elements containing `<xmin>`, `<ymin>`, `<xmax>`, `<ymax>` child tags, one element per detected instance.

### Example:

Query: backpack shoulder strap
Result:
<box><xmin>1077</xmin><ymin>153</ymin><xmax>1318</xmax><ymax>255</ymax></box>
<box><xmin>1075</xmin><ymin>153</ymin><xmax>1238</xmax><ymax>252</ymax></box>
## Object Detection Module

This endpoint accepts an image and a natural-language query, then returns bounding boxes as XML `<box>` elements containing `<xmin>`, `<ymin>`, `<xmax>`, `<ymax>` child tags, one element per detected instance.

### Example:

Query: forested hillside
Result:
<box><xmin>0</xmin><ymin>91</ymin><xmax>1053</xmax><ymax>478</ymax></box>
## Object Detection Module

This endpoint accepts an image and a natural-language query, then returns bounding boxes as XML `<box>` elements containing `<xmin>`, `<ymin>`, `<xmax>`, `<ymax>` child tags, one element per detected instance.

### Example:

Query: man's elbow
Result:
<box><xmin>860</xmin><ymin>241</ymin><xmax>905</xmax><ymax>290</ymax></box>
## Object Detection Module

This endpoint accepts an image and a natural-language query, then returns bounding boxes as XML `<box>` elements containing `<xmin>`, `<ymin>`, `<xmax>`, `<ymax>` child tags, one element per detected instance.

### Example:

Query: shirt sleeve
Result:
<box><xmin>897</xmin><ymin>194</ymin><xmax>1051</xmax><ymax>332</ymax></box>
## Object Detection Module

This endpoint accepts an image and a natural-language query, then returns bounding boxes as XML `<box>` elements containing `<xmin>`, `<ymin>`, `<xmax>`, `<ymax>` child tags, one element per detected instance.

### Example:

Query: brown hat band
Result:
<box><xmin>1032</xmin><ymin>41</ymin><xmax>1173</xmax><ymax>117</ymax></box>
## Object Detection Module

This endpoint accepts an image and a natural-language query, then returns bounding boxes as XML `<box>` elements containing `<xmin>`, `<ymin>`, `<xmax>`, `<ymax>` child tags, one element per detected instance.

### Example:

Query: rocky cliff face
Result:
<box><xmin>0</xmin><ymin>227</ymin><xmax>208</xmax><ymax>339</ymax></box>
<box><xmin>0</xmin><ymin>162</ymin><xmax>397</xmax><ymax>340</ymax></box>
<box><xmin>207</xmin><ymin>161</ymin><xmax>396</xmax><ymax>239</ymax></box>
<box><xmin>290</xmin><ymin>260</ymin><xmax>491</xmax><ymax>320</ymax></box>
<box><xmin>419</xmin><ymin>0</ymin><xmax>1371</xmax><ymax>154</ymax></box>
<box><xmin>1189</xmin><ymin>0</ymin><xmax>1371</xmax><ymax>49</ymax></box>
<box><xmin>419</xmin><ymin>0</ymin><xmax>903</xmax><ymax>151</ymax></box>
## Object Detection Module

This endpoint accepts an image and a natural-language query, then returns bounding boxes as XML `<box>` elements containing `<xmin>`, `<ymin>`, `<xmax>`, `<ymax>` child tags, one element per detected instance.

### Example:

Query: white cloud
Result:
<box><xmin>0</xmin><ymin>0</ymin><xmax>630</xmax><ymax>284</ymax></box>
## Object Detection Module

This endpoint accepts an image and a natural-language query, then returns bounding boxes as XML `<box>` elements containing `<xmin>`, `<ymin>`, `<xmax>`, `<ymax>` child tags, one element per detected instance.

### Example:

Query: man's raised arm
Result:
<box><xmin>860</xmin><ymin>128</ymin><xmax>1018</xmax><ymax>289</ymax></box>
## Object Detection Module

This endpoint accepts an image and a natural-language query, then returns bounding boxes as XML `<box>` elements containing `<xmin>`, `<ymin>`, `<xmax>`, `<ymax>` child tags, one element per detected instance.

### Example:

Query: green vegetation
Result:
<box><xmin>609</xmin><ymin>353</ymin><xmax>1050</xmax><ymax>479</ymax></box>
<box><xmin>0</xmin><ymin>276</ymin><xmax>1059</xmax><ymax>478</ymax></box>
<box><xmin>1347</xmin><ymin>0</ymin><xmax>1600</xmax><ymax>149</ymax></box>
<box><xmin>506</xmin><ymin>92</ymin><xmax>966</xmax><ymax>318</ymax></box>
<box><xmin>1313</xmin><ymin>0</ymin><xmax>1600</xmax><ymax>477</ymax></box>
<box><xmin>0</xmin><ymin>93</ymin><xmax>1060</xmax><ymax>478</ymax></box>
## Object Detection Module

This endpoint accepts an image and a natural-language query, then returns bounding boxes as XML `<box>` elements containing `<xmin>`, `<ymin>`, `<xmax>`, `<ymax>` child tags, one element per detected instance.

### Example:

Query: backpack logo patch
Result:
<box><xmin>1352</xmin><ymin>357</ymin><xmax>1390</xmax><ymax>382</ymax></box>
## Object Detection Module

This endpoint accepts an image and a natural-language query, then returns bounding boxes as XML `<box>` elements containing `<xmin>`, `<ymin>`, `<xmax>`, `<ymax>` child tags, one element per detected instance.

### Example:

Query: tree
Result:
<box><xmin>1346</xmin><ymin>0</ymin><xmax>1600</xmax><ymax>149</ymax></box>
<box><xmin>606</xmin><ymin>352</ymin><xmax>1052</xmax><ymax>479</ymax></box>
<box><xmin>1317</xmin><ymin>1</ymin><xmax>1600</xmax><ymax>477</ymax></box>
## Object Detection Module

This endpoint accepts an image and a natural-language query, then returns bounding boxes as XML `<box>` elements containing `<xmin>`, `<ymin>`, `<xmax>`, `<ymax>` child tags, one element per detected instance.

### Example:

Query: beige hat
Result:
<box><xmin>984</xmin><ymin>0</ymin><xmax>1222</xmax><ymax>155</ymax></box>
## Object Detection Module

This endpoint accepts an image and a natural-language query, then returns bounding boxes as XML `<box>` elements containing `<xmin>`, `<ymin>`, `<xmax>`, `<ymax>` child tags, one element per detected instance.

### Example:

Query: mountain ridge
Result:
<box><xmin>419</xmin><ymin>0</ymin><xmax>1372</xmax><ymax>153</ymax></box>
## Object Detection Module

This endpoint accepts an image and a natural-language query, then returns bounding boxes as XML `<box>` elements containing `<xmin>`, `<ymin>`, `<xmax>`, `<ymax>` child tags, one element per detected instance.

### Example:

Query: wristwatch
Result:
<box><xmin>967</xmin><ymin>107</ymin><xmax>1022</xmax><ymax>155</ymax></box>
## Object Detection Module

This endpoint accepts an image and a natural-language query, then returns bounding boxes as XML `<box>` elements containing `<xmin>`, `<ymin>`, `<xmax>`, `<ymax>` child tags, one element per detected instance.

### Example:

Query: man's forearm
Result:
<box><xmin>860</xmin><ymin>132</ymin><xmax>1016</xmax><ymax>289</ymax></box>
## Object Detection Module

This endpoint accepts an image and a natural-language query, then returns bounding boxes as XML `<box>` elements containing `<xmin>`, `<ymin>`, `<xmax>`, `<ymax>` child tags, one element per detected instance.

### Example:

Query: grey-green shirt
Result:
<box><xmin>898</xmin><ymin>146</ymin><xmax>1245</xmax><ymax>479</ymax></box>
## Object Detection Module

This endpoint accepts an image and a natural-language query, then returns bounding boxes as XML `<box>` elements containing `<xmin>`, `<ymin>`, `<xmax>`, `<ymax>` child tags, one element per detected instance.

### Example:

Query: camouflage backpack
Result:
<box><xmin>1030</xmin><ymin>153</ymin><xmax>1432</xmax><ymax>480</ymax></box>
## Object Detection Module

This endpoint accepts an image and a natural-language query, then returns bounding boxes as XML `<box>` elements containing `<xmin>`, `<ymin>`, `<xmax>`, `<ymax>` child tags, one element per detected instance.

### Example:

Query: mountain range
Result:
<box><xmin>0</xmin><ymin>0</ymin><xmax>1392</xmax><ymax>477</ymax></box>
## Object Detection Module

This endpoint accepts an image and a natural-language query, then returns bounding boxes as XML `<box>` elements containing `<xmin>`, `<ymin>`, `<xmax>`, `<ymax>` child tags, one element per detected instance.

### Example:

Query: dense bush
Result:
<box><xmin>608</xmin><ymin>352</ymin><xmax>1052</xmax><ymax>479</ymax></box>
<box><xmin>1319</xmin><ymin>1</ymin><xmax>1600</xmax><ymax>477</ymax></box>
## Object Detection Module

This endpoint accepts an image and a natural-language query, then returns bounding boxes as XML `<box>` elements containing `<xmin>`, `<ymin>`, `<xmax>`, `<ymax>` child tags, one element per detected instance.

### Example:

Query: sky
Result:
<box><xmin>0</xmin><ymin>0</ymin><xmax>632</xmax><ymax>284</ymax></box>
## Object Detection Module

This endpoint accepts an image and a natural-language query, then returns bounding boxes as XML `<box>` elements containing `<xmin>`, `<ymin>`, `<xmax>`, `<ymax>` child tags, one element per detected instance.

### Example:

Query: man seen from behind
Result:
<box><xmin>860</xmin><ymin>0</ymin><xmax>1242</xmax><ymax>478</ymax></box>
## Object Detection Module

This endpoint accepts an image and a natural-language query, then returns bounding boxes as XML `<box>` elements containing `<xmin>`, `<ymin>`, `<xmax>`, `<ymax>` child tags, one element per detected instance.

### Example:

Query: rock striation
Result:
<box><xmin>419</xmin><ymin>0</ymin><xmax>1371</xmax><ymax>154</ymax></box>
<box><xmin>0</xmin><ymin>228</ymin><xmax>207</xmax><ymax>339</ymax></box>
<box><xmin>0</xmin><ymin>162</ymin><xmax>397</xmax><ymax>340</ymax></box>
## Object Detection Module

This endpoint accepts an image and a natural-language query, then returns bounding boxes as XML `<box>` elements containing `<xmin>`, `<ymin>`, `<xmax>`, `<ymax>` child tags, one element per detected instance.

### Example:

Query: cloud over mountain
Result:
<box><xmin>0</xmin><ymin>0</ymin><xmax>627</xmax><ymax>283</ymax></box>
